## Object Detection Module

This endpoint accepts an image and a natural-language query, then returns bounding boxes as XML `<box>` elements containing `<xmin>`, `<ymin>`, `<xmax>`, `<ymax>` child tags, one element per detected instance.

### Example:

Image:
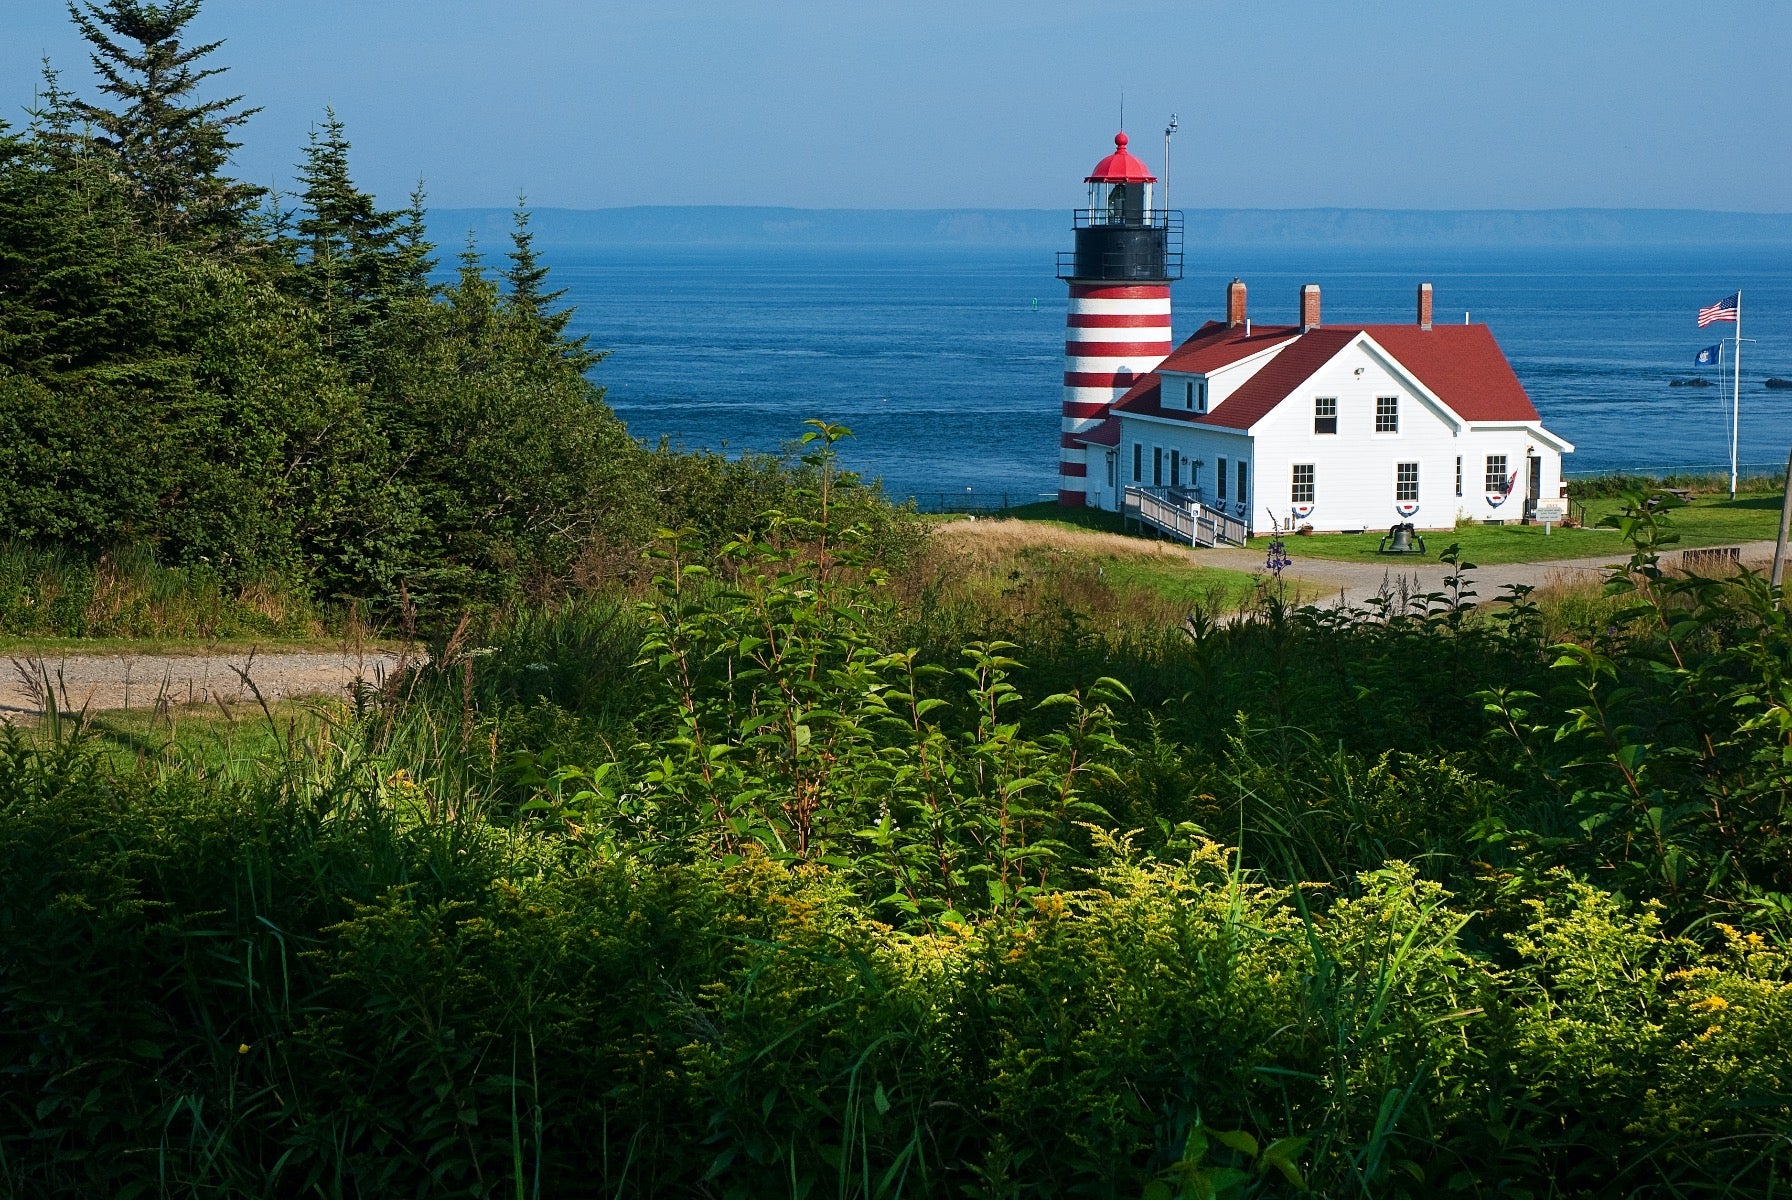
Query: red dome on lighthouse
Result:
<box><xmin>1085</xmin><ymin>131</ymin><xmax>1156</xmax><ymax>184</ymax></box>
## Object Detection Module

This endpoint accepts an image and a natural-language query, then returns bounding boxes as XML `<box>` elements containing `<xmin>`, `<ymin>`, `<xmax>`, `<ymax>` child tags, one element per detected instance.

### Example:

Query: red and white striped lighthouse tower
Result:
<box><xmin>1056</xmin><ymin>132</ymin><xmax>1181</xmax><ymax>506</ymax></box>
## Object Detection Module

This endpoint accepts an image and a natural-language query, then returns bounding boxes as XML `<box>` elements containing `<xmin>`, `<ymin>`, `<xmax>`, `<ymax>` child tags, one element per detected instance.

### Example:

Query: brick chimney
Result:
<box><xmin>1226</xmin><ymin>278</ymin><xmax>1247</xmax><ymax>328</ymax></box>
<box><xmin>1417</xmin><ymin>282</ymin><xmax>1433</xmax><ymax>331</ymax></box>
<box><xmin>1299</xmin><ymin>283</ymin><xmax>1320</xmax><ymax>332</ymax></box>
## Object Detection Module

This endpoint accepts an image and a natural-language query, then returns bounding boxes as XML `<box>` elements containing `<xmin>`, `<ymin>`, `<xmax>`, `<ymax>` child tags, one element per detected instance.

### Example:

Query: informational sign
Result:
<box><xmin>1534</xmin><ymin>499</ymin><xmax>1567</xmax><ymax>525</ymax></box>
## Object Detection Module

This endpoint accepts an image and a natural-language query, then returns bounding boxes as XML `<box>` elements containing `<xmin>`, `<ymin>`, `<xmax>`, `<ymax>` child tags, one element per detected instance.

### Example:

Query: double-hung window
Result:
<box><xmin>1153</xmin><ymin>447</ymin><xmax>1163</xmax><ymax>487</ymax></box>
<box><xmin>1195</xmin><ymin>381</ymin><xmax>1207</xmax><ymax>414</ymax></box>
<box><xmin>1217</xmin><ymin>457</ymin><xmax>1228</xmax><ymax>500</ymax></box>
<box><xmin>1133</xmin><ymin>443</ymin><xmax>1143</xmax><ymax>483</ymax></box>
<box><xmin>1314</xmin><ymin>396</ymin><xmax>1337</xmax><ymax>435</ymax></box>
<box><xmin>1396</xmin><ymin>462</ymin><xmax>1419</xmax><ymax>503</ymax></box>
<box><xmin>1184</xmin><ymin>381</ymin><xmax>1195</xmax><ymax>410</ymax></box>
<box><xmin>1291</xmin><ymin>463</ymin><xmax>1316</xmax><ymax>505</ymax></box>
<box><xmin>1455</xmin><ymin>455</ymin><xmax>1463</xmax><ymax>497</ymax></box>
<box><xmin>1375</xmin><ymin>395</ymin><xmax>1399</xmax><ymax>433</ymax></box>
<box><xmin>1485</xmin><ymin>454</ymin><xmax>1509</xmax><ymax>494</ymax></box>
<box><xmin>1169</xmin><ymin>450</ymin><xmax>1181</xmax><ymax>488</ymax></box>
<box><xmin>1237</xmin><ymin>460</ymin><xmax>1249</xmax><ymax>506</ymax></box>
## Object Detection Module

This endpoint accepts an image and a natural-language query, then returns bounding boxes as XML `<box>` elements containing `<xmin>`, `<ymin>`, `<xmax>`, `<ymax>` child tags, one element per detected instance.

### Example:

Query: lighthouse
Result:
<box><xmin>1056</xmin><ymin>131</ymin><xmax>1181</xmax><ymax>506</ymax></box>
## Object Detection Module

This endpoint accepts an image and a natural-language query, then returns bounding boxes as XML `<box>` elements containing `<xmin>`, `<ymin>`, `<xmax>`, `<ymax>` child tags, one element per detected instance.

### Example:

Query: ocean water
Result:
<box><xmin>542</xmin><ymin>242</ymin><xmax>1792</xmax><ymax>499</ymax></box>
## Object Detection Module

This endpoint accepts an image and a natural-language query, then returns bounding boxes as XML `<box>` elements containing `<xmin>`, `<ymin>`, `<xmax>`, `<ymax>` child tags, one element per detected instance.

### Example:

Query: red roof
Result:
<box><xmin>1155</xmin><ymin>320</ymin><xmax>1299</xmax><ymax>374</ymax></box>
<box><xmin>1111</xmin><ymin>319</ymin><xmax>1540</xmax><ymax>430</ymax></box>
<box><xmin>1073</xmin><ymin>416</ymin><xmax>1121</xmax><ymax>446</ymax></box>
<box><xmin>1086</xmin><ymin>132</ymin><xmax>1156</xmax><ymax>183</ymax></box>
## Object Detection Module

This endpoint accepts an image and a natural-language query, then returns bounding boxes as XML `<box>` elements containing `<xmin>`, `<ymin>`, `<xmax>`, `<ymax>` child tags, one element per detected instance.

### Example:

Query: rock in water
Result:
<box><xmin>1765</xmin><ymin>377</ymin><xmax>1792</xmax><ymax>389</ymax></box>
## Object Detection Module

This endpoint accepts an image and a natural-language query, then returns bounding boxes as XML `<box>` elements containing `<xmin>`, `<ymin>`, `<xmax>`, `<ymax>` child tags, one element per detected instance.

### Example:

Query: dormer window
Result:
<box><xmin>1185</xmin><ymin>379</ymin><xmax>1207</xmax><ymax>414</ymax></box>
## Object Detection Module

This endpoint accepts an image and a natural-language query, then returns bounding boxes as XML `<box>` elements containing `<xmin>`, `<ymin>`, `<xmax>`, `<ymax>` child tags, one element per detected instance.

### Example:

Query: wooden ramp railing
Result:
<box><xmin>1123</xmin><ymin>486</ymin><xmax>1248</xmax><ymax>547</ymax></box>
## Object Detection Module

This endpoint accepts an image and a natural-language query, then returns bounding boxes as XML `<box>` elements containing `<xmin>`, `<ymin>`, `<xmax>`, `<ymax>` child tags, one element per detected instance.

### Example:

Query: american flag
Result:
<box><xmin>1698</xmin><ymin>292</ymin><xmax>1740</xmax><ymax>327</ymax></box>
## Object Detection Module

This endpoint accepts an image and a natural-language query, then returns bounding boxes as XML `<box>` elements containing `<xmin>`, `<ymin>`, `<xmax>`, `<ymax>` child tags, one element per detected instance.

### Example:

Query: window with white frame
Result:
<box><xmin>1455</xmin><ymin>455</ymin><xmax>1462</xmax><ymax>497</ymax></box>
<box><xmin>1184</xmin><ymin>381</ymin><xmax>1194</xmax><ymax>410</ymax></box>
<box><xmin>1314</xmin><ymin>396</ymin><xmax>1337</xmax><ymax>435</ymax></box>
<box><xmin>1396</xmin><ymin>461</ymin><xmax>1419</xmax><ymax>503</ymax></box>
<box><xmin>1375</xmin><ymin>395</ymin><xmax>1399</xmax><ymax>433</ymax></box>
<box><xmin>1153</xmin><ymin>446</ymin><xmax>1163</xmax><ymax>486</ymax></box>
<box><xmin>1237</xmin><ymin>460</ymin><xmax>1248</xmax><ymax>505</ymax></box>
<box><xmin>1195</xmin><ymin>380</ymin><xmax>1207</xmax><ymax>413</ymax></box>
<box><xmin>1170</xmin><ymin>450</ymin><xmax>1181</xmax><ymax>487</ymax></box>
<box><xmin>1485</xmin><ymin>454</ymin><xmax>1509</xmax><ymax>494</ymax></box>
<box><xmin>1291</xmin><ymin>463</ymin><xmax>1315</xmax><ymax>505</ymax></box>
<box><xmin>1133</xmin><ymin>443</ymin><xmax>1142</xmax><ymax>483</ymax></box>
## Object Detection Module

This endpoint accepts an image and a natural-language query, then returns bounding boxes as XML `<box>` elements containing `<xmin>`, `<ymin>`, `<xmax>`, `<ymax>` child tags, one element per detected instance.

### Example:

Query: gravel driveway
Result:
<box><xmin>2</xmin><ymin>648</ymin><xmax>406</xmax><ymax>719</ymax></box>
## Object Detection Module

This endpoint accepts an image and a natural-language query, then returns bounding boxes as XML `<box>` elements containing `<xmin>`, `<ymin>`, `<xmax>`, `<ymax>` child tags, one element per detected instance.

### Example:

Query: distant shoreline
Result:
<box><xmin>430</xmin><ymin>204</ymin><xmax>1792</xmax><ymax>250</ymax></box>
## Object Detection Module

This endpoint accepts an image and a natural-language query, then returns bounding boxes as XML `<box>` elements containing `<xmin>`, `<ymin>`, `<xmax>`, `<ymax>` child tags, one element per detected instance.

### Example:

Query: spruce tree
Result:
<box><xmin>392</xmin><ymin>180</ymin><xmax>438</xmax><ymax>298</ymax></box>
<box><xmin>293</xmin><ymin>109</ymin><xmax>402</xmax><ymax>365</ymax></box>
<box><xmin>503</xmin><ymin>198</ymin><xmax>601</xmax><ymax>371</ymax></box>
<box><xmin>63</xmin><ymin>0</ymin><xmax>262</xmax><ymax>249</ymax></box>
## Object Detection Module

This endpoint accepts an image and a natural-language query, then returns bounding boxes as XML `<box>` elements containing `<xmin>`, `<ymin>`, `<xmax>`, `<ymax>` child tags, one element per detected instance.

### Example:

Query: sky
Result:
<box><xmin>4</xmin><ymin>0</ymin><xmax>1790</xmax><ymax>212</ymax></box>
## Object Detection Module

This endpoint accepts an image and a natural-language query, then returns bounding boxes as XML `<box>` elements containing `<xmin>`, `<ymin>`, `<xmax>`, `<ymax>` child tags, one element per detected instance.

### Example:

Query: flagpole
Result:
<box><xmin>1732</xmin><ymin>291</ymin><xmax>1743</xmax><ymax>498</ymax></box>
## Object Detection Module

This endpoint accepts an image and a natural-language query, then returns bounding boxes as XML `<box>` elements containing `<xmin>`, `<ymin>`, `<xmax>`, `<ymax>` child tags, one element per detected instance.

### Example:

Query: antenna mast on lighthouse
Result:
<box><xmin>1163</xmin><ymin>113</ymin><xmax>1178</xmax><ymax>212</ymax></box>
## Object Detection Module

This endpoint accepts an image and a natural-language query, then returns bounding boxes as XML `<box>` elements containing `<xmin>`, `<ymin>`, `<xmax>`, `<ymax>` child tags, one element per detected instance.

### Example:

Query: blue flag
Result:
<box><xmin>1695</xmin><ymin>344</ymin><xmax>1721</xmax><ymax>366</ymax></box>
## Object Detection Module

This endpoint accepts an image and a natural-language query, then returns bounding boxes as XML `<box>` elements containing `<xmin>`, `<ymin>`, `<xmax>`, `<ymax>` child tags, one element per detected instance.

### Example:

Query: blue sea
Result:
<box><xmin>542</xmin><ymin>243</ymin><xmax>1792</xmax><ymax>500</ymax></box>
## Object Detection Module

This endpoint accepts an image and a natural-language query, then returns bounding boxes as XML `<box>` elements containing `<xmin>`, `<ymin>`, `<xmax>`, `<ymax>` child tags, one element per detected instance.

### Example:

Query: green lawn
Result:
<box><xmin>993</xmin><ymin>493</ymin><xmax>1785</xmax><ymax>567</ymax></box>
<box><xmin>1094</xmin><ymin>555</ymin><xmax>1277</xmax><ymax>610</ymax></box>
<box><xmin>1265</xmin><ymin>494</ymin><xmax>1784</xmax><ymax>565</ymax></box>
<box><xmin>990</xmin><ymin>500</ymin><xmax>1127</xmax><ymax>533</ymax></box>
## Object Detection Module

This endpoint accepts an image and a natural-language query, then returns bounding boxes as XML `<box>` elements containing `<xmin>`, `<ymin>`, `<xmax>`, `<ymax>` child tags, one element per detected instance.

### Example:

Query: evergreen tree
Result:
<box><xmin>501</xmin><ymin>196</ymin><xmax>556</xmax><ymax>322</ymax></box>
<box><xmin>63</xmin><ymin>0</ymin><xmax>262</xmax><ymax>250</ymax></box>
<box><xmin>392</xmin><ymin>179</ymin><xmax>437</xmax><ymax>298</ymax></box>
<box><xmin>26</xmin><ymin>61</ymin><xmax>83</xmax><ymax>157</ymax></box>
<box><xmin>293</xmin><ymin>109</ymin><xmax>403</xmax><ymax>366</ymax></box>
<box><xmin>503</xmin><ymin>198</ymin><xmax>602</xmax><ymax>371</ymax></box>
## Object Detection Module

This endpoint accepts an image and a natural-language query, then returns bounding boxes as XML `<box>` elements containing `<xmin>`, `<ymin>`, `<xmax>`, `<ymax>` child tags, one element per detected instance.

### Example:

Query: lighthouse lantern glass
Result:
<box><xmin>1088</xmin><ymin>181</ymin><xmax>1152</xmax><ymax>225</ymax></box>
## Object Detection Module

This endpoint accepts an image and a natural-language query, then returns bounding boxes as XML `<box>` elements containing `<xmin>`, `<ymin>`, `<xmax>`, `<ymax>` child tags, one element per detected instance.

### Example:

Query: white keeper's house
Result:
<box><xmin>1055</xmin><ymin>132</ymin><xmax>1573</xmax><ymax>536</ymax></box>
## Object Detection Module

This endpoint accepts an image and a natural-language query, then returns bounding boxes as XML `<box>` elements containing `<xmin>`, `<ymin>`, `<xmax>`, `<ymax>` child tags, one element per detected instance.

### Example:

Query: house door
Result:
<box><xmin>1525</xmin><ymin>455</ymin><xmax>1541</xmax><ymax>519</ymax></box>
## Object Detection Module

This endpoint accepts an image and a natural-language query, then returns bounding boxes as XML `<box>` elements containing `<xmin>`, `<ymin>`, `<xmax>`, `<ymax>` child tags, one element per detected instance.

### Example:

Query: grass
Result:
<box><xmin>917</xmin><ymin>518</ymin><xmax>1288</xmax><ymax>620</ymax></box>
<box><xmin>1271</xmin><ymin>494</ymin><xmax>1785</xmax><ymax>565</ymax></box>
<box><xmin>999</xmin><ymin>491</ymin><xmax>1788</xmax><ymax>568</ymax></box>
<box><xmin>81</xmin><ymin>698</ymin><xmax>339</xmax><ymax>774</ymax></box>
<box><xmin>0</xmin><ymin>542</ymin><xmax>331</xmax><ymax>641</ymax></box>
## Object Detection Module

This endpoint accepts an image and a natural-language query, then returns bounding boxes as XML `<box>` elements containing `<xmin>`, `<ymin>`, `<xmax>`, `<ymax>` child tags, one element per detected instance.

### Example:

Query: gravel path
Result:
<box><xmin>1233</xmin><ymin>537</ymin><xmax>1782</xmax><ymax>610</ymax></box>
<box><xmin>2</xmin><ymin>648</ymin><xmax>406</xmax><ymax>719</ymax></box>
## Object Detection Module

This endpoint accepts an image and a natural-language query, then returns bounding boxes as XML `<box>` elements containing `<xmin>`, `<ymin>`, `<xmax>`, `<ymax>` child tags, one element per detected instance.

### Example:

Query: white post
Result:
<box><xmin>1162</xmin><ymin>114</ymin><xmax>1177</xmax><ymax>215</ymax></box>
<box><xmin>1732</xmin><ymin>291</ymin><xmax>1743</xmax><ymax>498</ymax></box>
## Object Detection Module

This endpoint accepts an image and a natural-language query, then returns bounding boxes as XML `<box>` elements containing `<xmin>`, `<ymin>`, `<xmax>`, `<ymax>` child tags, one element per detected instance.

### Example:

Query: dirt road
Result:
<box><xmin>1</xmin><ymin>648</ymin><xmax>405</xmax><ymax>719</ymax></box>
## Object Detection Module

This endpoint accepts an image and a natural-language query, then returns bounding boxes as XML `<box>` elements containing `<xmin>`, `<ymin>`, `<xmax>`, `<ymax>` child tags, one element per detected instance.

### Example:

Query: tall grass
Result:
<box><xmin>0</xmin><ymin>542</ymin><xmax>325</xmax><ymax>640</ymax></box>
<box><xmin>1568</xmin><ymin>469</ymin><xmax>1785</xmax><ymax>498</ymax></box>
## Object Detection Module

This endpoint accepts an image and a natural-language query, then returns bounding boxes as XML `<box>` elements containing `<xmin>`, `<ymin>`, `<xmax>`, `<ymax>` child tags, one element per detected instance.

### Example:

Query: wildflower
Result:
<box><xmin>1265</xmin><ymin>536</ymin><xmax>1292</xmax><ymax>579</ymax></box>
<box><xmin>1690</xmin><ymin>995</ymin><xmax>1729</xmax><ymax>1012</ymax></box>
